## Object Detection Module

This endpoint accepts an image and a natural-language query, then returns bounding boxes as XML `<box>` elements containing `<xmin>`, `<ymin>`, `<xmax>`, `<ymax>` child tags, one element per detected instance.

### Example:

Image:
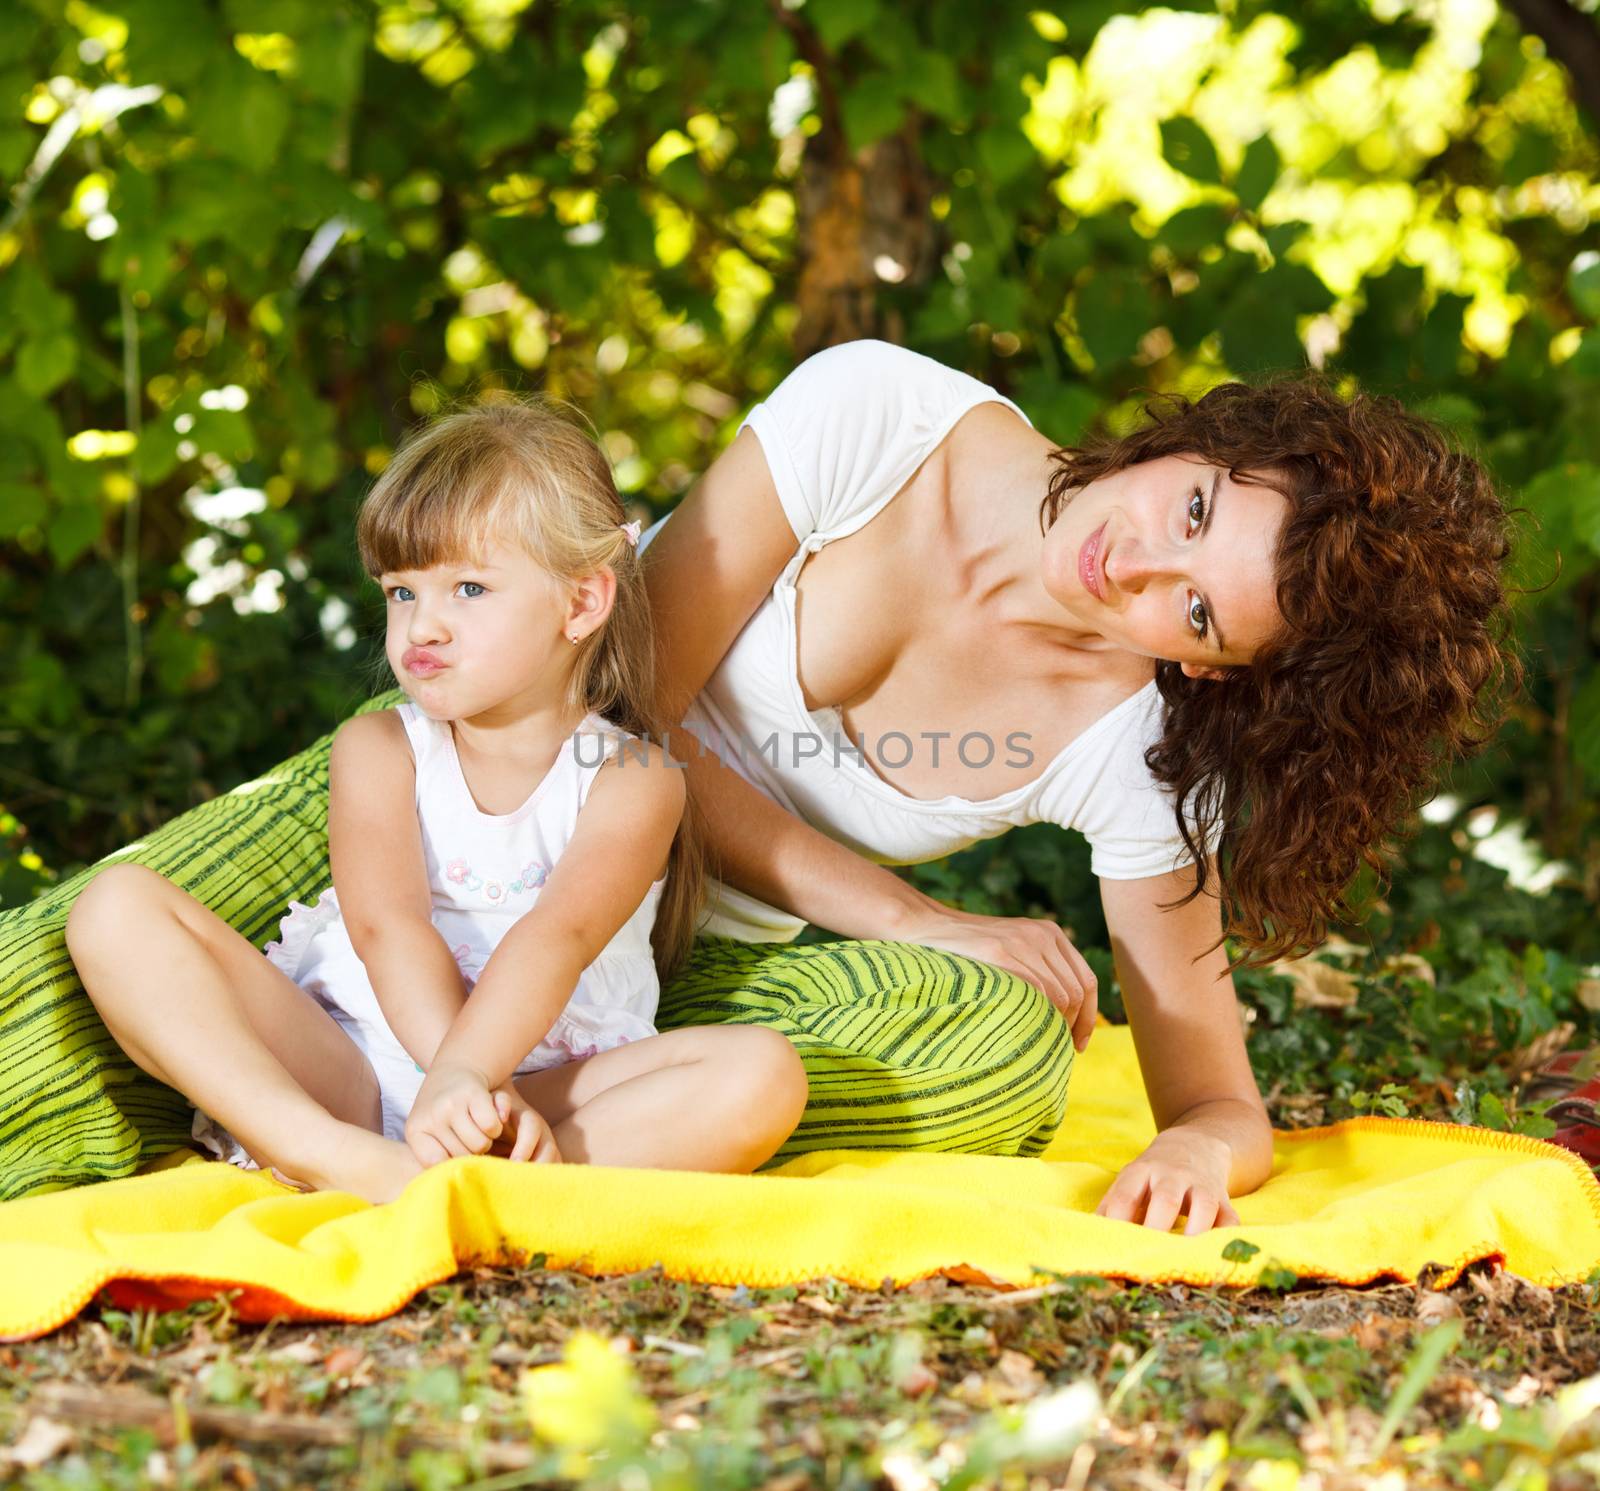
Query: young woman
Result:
<box><xmin>636</xmin><ymin>339</ymin><xmax>1514</xmax><ymax>1237</ymax></box>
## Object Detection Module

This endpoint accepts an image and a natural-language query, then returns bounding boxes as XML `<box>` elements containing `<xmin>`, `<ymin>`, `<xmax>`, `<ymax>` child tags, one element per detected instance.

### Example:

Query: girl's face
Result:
<box><xmin>1043</xmin><ymin>454</ymin><xmax>1289</xmax><ymax>680</ymax></box>
<box><xmin>380</xmin><ymin>541</ymin><xmax>610</xmax><ymax>721</ymax></box>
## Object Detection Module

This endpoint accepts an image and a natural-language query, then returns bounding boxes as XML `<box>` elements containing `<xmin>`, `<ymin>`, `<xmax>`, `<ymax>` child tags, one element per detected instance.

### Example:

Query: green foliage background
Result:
<box><xmin>2</xmin><ymin>0</ymin><xmax>1598</xmax><ymax>1105</ymax></box>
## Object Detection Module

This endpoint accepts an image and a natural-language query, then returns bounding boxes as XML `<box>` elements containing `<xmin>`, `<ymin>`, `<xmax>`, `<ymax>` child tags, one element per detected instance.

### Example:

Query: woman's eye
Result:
<box><xmin>1188</xmin><ymin>593</ymin><xmax>1209</xmax><ymax>639</ymax></box>
<box><xmin>1187</xmin><ymin>485</ymin><xmax>1207</xmax><ymax>532</ymax></box>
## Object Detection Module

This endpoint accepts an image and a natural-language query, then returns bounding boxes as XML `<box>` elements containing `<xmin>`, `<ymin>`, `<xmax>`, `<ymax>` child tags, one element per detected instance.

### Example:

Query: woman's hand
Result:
<box><xmin>1095</xmin><ymin>1127</ymin><xmax>1241</xmax><ymax>1235</ymax></box>
<box><xmin>487</xmin><ymin>1086</ymin><xmax>562</xmax><ymax>1164</ymax></box>
<box><xmin>406</xmin><ymin>1064</ymin><xmax>505</xmax><ymax>1165</ymax></box>
<box><xmin>896</xmin><ymin>903</ymin><xmax>1100</xmax><ymax>1053</ymax></box>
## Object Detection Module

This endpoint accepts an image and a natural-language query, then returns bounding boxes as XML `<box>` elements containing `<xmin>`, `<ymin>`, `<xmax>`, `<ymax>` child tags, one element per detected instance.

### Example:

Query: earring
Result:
<box><xmin>568</xmin><ymin>634</ymin><xmax>579</xmax><ymax>645</ymax></box>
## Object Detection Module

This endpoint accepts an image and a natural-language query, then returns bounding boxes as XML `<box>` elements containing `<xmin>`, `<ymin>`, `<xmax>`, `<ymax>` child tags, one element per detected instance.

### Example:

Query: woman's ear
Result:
<box><xmin>1180</xmin><ymin>661</ymin><xmax>1232</xmax><ymax>683</ymax></box>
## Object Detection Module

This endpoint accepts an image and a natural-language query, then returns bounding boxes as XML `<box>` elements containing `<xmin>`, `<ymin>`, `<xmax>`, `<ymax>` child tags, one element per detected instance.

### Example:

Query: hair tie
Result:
<box><xmin>618</xmin><ymin>518</ymin><xmax>642</xmax><ymax>548</ymax></box>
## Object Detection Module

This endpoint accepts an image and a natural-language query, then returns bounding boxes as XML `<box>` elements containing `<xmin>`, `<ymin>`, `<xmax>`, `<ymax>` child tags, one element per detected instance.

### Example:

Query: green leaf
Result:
<box><xmin>132</xmin><ymin>419</ymin><xmax>183</xmax><ymax>486</ymax></box>
<box><xmin>1570</xmin><ymin>329</ymin><xmax>1600</xmax><ymax>380</ymax></box>
<box><xmin>1476</xmin><ymin>1091</ymin><xmax>1510</xmax><ymax>1130</ymax></box>
<box><xmin>805</xmin><ymin>0</ymin><xmax>880</xmax><ymax>50</ymax></box>
<box><xmin>1571</xmin><ymin>251</ymin><xmax>1600</xmax><ymax>322</ymax></box>
<box><xmin>15</xmin><ymin>333</ymin><xmax>78</xmax><ymax>397</ymax></box>
<box><xmin>1217</xmin><ymin>264</ymin><xmax>1329</xmax><ymax>374</ymax></box>
<box><xmin>45</xmin><ymin>499</ymin><xmax>103</xmax><ymax>569</ymax></box>
<box><xmin>975</xmin><ymin>126</ymin><xmax>1035</xmax><ymax>187</ymax></box>
<box><xmin>0</xmin><ymin>481</ymin><xmax>48</xmax><ymax>538</ymax></box>
<box><xmin>1073</xmin><ymin>266</ymin><xmax>1151</xmax><ymax>368</ymax></box>
<box><xmin>1571</xmin><ymin>668</ymin><xmax>1600</xmax><ymax>786</ymax></box>
<box><xmin>1157</xmin><ymin>204</ymin><xmax>1230</xmax><ymax>258</ymax></box>
<box><xmin>190</xmin><ymin>62</ymin><xmax>291</xmax><ymax>172</ymax></box>
<box><xmin>839</xmin><ymin>74</ymin><xmax>904</xmax><ymax>153</ymax></box>
<box><xmin>903</xmin><ymin>50</ymin><xmax>962</xmax><ymax>121</ymax></box>
<box><xmin>1234</xmin><ymin>133</ymin><xmax>1279</xmax><ymax>212</ymax></box>
<box><xmin>1159</xmin><ymin>117</ymin><xmax>1221</xmax><ymax>185</ymax></box>
<box><xmin>295</xmin><ymin>20</ymin><xmax>368</xmax><ymax>108</ymax></box>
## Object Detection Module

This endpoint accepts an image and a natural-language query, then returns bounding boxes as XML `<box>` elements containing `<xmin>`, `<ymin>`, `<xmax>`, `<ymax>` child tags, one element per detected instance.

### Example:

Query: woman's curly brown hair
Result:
<box><xmin>1040</xmin><ymin>373</ymin><xmax>1522</xmax><ymax>967</ymax></box>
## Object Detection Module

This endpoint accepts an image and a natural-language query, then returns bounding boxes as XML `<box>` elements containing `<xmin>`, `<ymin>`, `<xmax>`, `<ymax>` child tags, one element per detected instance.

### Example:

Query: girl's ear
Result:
<box><xmin>1180</xmin><ymin>661</ymin><xmax>1232</xmax><ymax>683</ymax></box>
<box><xmin>567</xmin><ymin>566</ymin><xmax>617</xmax><ymax>635</ymax></box>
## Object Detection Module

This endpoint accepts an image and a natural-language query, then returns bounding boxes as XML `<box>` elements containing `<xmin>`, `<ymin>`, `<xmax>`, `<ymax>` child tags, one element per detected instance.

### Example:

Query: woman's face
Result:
<box><xmin>1044</xmin><ymin>454</ymin><xmax>1289</xmax><ymax>679</ymax></box>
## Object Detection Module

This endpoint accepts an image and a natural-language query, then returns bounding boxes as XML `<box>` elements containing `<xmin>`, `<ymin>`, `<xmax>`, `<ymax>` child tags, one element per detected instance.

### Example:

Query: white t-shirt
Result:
<box><xmin>641</xmin><ymin>338</ymin><xmax>1212</xmax><ymax>943</ymax></box>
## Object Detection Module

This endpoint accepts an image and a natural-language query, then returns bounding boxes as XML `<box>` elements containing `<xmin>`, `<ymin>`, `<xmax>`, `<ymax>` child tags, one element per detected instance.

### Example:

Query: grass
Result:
<box><xmin>1</xmin><ymin>1251</ymin><xmax>1597</xmax><ymax>1489</ymax></box>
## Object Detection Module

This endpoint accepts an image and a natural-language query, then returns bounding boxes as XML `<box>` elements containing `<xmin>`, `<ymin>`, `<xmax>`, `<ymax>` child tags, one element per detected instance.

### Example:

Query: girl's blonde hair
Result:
<box><xmin>355</xmin><ymin>393</ymin><xmax>708</xmax><ymax>985</ymax></box>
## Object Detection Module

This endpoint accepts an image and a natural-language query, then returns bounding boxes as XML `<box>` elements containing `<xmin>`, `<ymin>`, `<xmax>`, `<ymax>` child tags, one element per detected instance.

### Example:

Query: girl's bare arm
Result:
<box><xmin>424</xmin><ymin>741</ymin><xmax>686</xmax><ymax>1087</ymax></box>
<box><xmin>329</xmin><ymin>710</ymin><xmax>466</xmax><ymax>1067</ymax></box>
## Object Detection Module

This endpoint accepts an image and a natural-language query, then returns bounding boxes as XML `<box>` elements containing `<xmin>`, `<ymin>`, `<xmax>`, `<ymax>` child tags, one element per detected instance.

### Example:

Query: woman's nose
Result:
<box><xmin>1103</xmin><ymin>541</ymin><xmax>1169</xmax><ymax>593</ymax></box>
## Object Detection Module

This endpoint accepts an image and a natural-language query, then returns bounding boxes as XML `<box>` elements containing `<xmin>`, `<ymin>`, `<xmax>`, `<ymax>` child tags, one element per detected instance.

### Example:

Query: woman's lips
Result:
<box><xmin>402</xmin><ymin>647</ymin><xmax>446</xmax><ymax>676</ymax></box>
<box><xmin>1078</xmin><ymin>522</ymin><xmax>1107</xmax><ymax>602</ymax></box>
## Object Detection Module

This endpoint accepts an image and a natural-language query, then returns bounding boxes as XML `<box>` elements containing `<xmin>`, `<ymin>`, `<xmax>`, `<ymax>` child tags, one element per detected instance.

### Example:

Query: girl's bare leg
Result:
<box><xmin>65</xmin><ymin>864</ymin><xmax>421</xmax><ymax>1204</ymax></box>
<box><xmin>515</xmin><ymin>1025</ymin><xmax>808</xmax><ymax>1173</ymax></box>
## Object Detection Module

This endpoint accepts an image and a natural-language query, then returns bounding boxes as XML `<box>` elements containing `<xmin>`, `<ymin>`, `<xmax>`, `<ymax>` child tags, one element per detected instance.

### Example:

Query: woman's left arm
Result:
<box><xmin>1095</xmin><ymin>859</ymin><xmax>1274</xmax><ymax>1234</ymax></box>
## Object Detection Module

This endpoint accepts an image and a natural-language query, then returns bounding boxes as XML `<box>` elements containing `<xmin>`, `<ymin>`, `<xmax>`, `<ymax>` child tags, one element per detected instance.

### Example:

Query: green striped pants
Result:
<box><xmin>0</xmin><ymin>692</ymin><xmax>1074</xmax><ymax>1198</ymax></box>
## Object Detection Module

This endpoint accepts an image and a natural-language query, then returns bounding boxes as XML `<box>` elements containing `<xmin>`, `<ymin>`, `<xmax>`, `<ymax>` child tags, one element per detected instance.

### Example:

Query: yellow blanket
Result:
<box><xmin>3</xmin><ymin>1024</ymin><xmax>1596</xmax><ymax>1339</ymax></box>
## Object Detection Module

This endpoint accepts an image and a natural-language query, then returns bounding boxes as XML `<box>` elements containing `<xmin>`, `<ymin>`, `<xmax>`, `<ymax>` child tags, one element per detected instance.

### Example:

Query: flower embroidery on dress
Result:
<box><xmin>441</xmin><ymin>855</ymin><xmax>550</xmax><ymax>903</ymax></box>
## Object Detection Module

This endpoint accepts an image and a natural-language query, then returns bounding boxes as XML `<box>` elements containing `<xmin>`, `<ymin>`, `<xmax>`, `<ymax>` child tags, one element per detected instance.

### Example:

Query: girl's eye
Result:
<box><xmin>1186</xmin><ymin>484</ymin><xmax>1207</xmax><ymax>533</ymax></box>
<box><xmin>1188</xmin><ymin>593</ymin><xmax>1210</xmax><ymax>640</ymax></box>
<box><xmin>459</xmin><ymin>581</ymin><xmax>485</xmax><ymax>598</ymax></box>
<box><xmin>387</xmin><ymin>586</ymin><xmax>413</xmax><ymax>602</ymax></box>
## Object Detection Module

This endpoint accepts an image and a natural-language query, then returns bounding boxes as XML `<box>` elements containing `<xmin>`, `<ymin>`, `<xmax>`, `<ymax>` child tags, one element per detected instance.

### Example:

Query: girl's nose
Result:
<box><xmin>406</xmin><ymin>599</ymin><xmax>450</xmax><ymax>643</ymax></box>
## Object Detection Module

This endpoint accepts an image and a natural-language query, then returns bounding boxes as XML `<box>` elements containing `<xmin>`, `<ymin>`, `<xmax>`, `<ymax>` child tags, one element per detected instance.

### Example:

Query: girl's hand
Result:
<box><xmin>1095</xmin><ymin>1128</ymin><xmax>1242</xmax><ymax>1235</ymax></box>
<box><xmin>897</xmin><ymin>903</ymin><xmax>1099</xmax><ymax>1054</ymax></box>
<box><xmin>406</xmin><ymin>1064</ymin><xmax>504</xmax><ymax>1165</ymax></box>
<box><xmin>488</xmin><ymin>1087</ymin><xmax>562</xmax><ymax>1165</ymax></box>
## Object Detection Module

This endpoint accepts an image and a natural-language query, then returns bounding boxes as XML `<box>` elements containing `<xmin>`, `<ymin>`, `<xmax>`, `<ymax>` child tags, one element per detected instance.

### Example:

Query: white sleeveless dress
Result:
<box><xmin>193</xmin><ymin>701</ymin><xmax>668</xmax><ymax>1163</ymax></box>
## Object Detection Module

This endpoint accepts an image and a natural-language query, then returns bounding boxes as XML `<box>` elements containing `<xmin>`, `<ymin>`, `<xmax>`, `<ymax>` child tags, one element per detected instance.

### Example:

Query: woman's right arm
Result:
<box><xmin>328</xmin><ymin>710</ymin><xmax>467</xmax><ymax>1068</ymax></box>
<box><xmin>643</xmin><ymin>428</ymin><xmax>1098</xmax><ymax>1041</ymax></box>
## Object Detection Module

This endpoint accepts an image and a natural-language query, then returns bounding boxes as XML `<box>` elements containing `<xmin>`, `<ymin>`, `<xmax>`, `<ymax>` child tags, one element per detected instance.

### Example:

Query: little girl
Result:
<box><xmin>65</xmin><ymin>396</ymin><xmax>809</xmax><ymax>1204</ymax></box>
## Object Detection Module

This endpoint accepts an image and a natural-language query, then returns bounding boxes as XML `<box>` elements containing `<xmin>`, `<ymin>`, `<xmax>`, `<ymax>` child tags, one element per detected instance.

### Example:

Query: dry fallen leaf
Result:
<box><xmin>1415</xmin><ymin>1291</ymin><xmax>1464</xmax><ymax>1327</ymax></box>
<box><xmin>1352</xmin><ymin>1314</ymin><xmax>1413</xmax><ymax>1352</ymax></box>
<box><xmin>996</xmin><ymin>1349</ymin><xmax>1043</xmax><ymax>1392</ymax></box>
<box><xmin>1504</xmin><ymin>1021</ymin><xmax>1577</xmax><ymax>1082</ymax></box>
<box><xmin>268</xmin><ymin>1335</ymin><xmax>323</xmax><ymax>1365</ymax></box>
<box><xmin>1</xmin><ymin>1416</ymin><xmax>74</xmax><ymax>1469</ymax></box>
<box><xmin>1275</xmin><ymin>955</ymin><xmax>1361</xmax><ymax>1010</ymax></box>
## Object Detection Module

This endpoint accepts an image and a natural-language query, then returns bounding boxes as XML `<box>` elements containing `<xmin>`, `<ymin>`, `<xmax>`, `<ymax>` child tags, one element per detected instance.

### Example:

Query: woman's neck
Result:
<box><xmin>944</xmin><ymin>410</ymin><xmax>1126</xmax><ymax>668</ymax></box>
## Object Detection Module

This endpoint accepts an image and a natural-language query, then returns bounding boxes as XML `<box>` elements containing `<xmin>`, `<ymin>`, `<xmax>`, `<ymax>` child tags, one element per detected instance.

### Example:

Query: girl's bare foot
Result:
<box><xmin>278</xmin><ymin>1123</ymin><xmax>424</xmax><ymax>1205</ymax></box>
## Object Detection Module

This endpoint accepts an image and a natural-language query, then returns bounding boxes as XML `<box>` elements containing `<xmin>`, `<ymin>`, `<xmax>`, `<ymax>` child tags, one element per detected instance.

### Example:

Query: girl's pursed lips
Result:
<box><xmin>402</xmin><ymin>646</ymin><xmax>446</xmax><ymax>673</ymax></box>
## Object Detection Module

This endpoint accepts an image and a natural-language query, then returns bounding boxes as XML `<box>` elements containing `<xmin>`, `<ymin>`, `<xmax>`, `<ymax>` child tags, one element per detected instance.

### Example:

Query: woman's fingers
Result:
<box><xmin>1182</xmin><ymin>1193</ymin><xmax>1222</xmax><ymax>1236</ymax></box>
<box><xmin>1139</xmin><ymin>1181</ymin><xmax>1185</xmax><ymax>1235</ymax></box>
<box><xmin>1057</xmin><ymin>935</ymin><xmax>1100</xmax><ymax>1050</ymax></box>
